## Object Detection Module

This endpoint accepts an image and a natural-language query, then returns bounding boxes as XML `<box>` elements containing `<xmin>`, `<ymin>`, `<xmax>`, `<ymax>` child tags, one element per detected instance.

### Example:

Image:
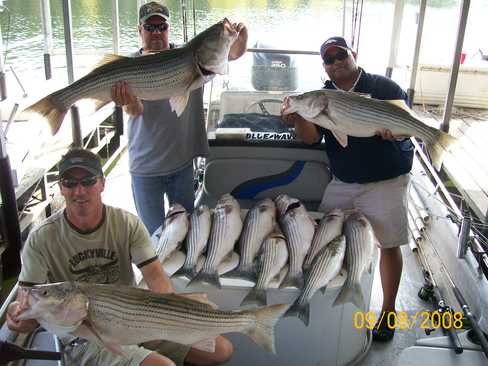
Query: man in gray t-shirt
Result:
<box><xmin>111</xmin><ymin>1</ymin><xmax>248</xmax><ymax>235</ymax></box>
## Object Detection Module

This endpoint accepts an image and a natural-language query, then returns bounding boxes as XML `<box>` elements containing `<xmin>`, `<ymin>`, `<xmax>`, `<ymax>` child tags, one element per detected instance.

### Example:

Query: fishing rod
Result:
<box><xmin>416</xmin><ymin>240</ymin><xmax>463</xmax><ymax>354</ymax></box>
<box><xmin>427</xmin><ymin>234</ymin><xmax>488</xmax><ymax>359</ymax></box>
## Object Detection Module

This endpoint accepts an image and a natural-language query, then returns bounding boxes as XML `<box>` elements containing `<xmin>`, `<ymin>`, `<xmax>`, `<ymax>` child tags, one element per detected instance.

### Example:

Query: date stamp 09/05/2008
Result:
<box><xmin>353</xmin><ymin>311</ymin><xmax>464</xmax><ymax>331</ymax></box>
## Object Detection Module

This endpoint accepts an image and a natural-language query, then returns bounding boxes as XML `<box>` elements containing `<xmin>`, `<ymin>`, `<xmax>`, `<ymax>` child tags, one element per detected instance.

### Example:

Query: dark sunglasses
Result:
<box><xmin>143</xmin><ymin>23</ymin><xmax>169</xmax><ymax>33</ymax></box>
<box><xmin>323</xmin><ymin>49</ymin><xmax>349</xmax><ymax>65</ymax></box>
<box><xmin>60</xmin><ymin>176</ymin><xmax>99</xmax><ymax>189</ymax></box>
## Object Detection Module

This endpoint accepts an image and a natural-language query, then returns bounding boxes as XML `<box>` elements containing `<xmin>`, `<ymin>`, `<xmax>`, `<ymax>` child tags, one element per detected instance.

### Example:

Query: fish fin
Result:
<box><xmin>175</xmin><ymin>293</ymin><xmax>218</xmax><ymax>309</ymax></box>
<box><xmin>284</xmin><ymin>302</ymin><xmax>310</xmax><ymax>326</ymax></box>
<box><xmin>92</xmin><ymin>53</ymin><xmax>127</xmax><ymax>70</ymax></box>
<box><xmin>385</xmin><ymin>99</ymin><xmax>410</xmax><ymax>112</ymax></box>
<box><xmin>241</xmin><ymin>288</ymin><xmax>267</xmax><ymax>307</ymax></box>
<box><xmin>93</xmin><ymin>99</ymin><xmax>111</xmax><ymax>111</ymax></box>
<box><xmin>192</xmin><ymin>338</ymin><xmax>216</xmax><ymax>353</ymax></box>
<box><xmin>169</xmin><ymin>93</ymin><xmax>190</xmax><ymax>117</ymax></box>
<box><xmin>428</xmin><ymin>130</ymin><xmax>457</xmax><ymax>170</ymax></box>
<box><xmin>73</xmin><ymin>320</ymin><xmax>126</xmax><ymax>357</ymax></box>
<box><xmin>320</xmin><ymin>285</ymin><xmax>328</xmax><ymax>295</ymax></box>
<box><xmin>24</xmin><ymin>96</ymin><xmax>68</xmax><ymax>135</ymax></box>
<box><xmin>279</xmin><ymin>273</ymin><xmax>303</xmax><ymax>289</ymax></box>
<box><xmin>187</xmin><ymin>270</ymin><xmax>222</xmax><ymax>289</ymax></box>
<box><xmin>245</xmin><ymin>304</ymin><xmax>289</xmax><ymax>353</ymax></box>
<box><xmin>331</xmin><ymin>129</ymin><xmax>348</xmax><ymax>148</ymax></box>
<box><xmin>333</xmin><ymin>283</ymin><xmax>365</xmax><ymax>310</ymax></box>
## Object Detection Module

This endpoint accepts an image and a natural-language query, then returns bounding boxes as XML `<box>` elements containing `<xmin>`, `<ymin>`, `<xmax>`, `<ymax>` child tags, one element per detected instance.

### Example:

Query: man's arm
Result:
<box><xmin>111</xmin><ymin>82</ymin><xmax>144</xmax><ymax>116</ymax></box>
<box><xmin>140</xmin><ymin>259</ymin><xmax>175</xmax><ymax>294</ymax></box>
<box><xmin>228</xmin><ymin>23</ymin><xmax>248</xmax><ymax>61</ymax></box>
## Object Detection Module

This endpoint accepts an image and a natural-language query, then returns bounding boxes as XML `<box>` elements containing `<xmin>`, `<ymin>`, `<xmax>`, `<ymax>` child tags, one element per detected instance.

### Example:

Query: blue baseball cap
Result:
<box><xmin>320</xmin><ymin>36</ymin><xmax>352</xmax><ymax>59</ymax></box>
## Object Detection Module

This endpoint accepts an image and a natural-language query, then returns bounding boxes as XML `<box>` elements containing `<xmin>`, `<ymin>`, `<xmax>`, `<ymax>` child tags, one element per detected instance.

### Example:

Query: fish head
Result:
<box><xmin>282</xmin><ymin>91</ymin><xmax>329</xmax><ymax>120</ymax></box>
<box><xmin>16</xmin><ymin>282</ymin><xmax>88</xmax><ymax>328</ymax></box>
<box><xmin>195</xmin><ymin>18</ymin><xmax>238</xmax><ymax>75</ymax></box>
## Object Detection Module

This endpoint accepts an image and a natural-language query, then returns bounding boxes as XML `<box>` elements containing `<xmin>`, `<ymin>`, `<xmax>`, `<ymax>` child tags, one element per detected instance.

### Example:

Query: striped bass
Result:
<box><xmin>24</xmin><ymin>18</ymin><xmax>239</xmax><ymax>135</ymax></box>
<box><xmin>285</xmin><ymin>235</ymin><xmax>346</xmax><ymax>326</ymax></box>
<box><xmin>154</xmin><ymin>204</ymin><xmax>189</xmax><ymax>264</ymax></box>
<box><xmin>276</xmin><ymin>197</ymin><xmax>316</xmax><ymax>289</ymax></box>
<box><xmin>282</xmin><ymin>89</ymin><xmax>457</xmax><ymax>170</ymax></box>
<box><xmin>189</xmin><ymin>194</ymin><xmax>242</xmax><ymax>288</ymax></box>
<box><xmin>174</xmin><ymin>205</ymin><xmax>211</xmax><ymax>279</ymax></box>
<box><xmin>303</xmin><ymin>208</ymin><xmax>344</xmax><ymax>272</ymax></box>
<box><xmin>333</xmin><ymin>212</ymin><xmax>376</xmax><ymax>310</ymax></box>
<box><xmin>226</xmin><ymin>198</ymin><xmax>277</xmax><ymax>282</ymax></box>
<box><xmin>17</xmin><ymin>282</ymin><xmax>288</xmax><ymax>354</ymax></box>
<box><xmin>241</xmin><ymin>230</ymin><xmax>288</xmax><ymax>306</ymax></box>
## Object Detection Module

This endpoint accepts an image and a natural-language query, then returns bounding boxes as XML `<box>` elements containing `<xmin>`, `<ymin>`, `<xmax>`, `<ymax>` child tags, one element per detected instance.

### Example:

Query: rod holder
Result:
<box><xmin>457</xmin><ymin>209</ymin><xmax>471</xmax><ymax>259</ymax></box>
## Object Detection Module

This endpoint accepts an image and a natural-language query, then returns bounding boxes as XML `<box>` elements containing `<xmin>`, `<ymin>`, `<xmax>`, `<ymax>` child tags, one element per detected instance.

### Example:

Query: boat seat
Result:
<box><xmin>197</xmin><ymin>127</ymin><xmax>331</xmax><ymax>210</ymax></box>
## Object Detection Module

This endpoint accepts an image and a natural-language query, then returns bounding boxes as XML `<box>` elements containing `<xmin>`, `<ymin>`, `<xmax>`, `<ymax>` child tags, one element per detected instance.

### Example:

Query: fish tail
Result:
<box><xmin>241</xmin><ymin>287</ymin><xmax>267</xmax><ymax>307</ymax></box>
<box><xmin>245</xmin><ymin>303</ymin><xmax>289</xmax><ymax>353</ymax></box>
<box><xmin>187</xmin><ymin>269</ymin><xmax>221</xmax><ymax>289</ymax></box>
<box><xmin>24</xmin><ymin>96</ymin><xmax>68</xmax><ymax>135</ymax></box>
<box><xmin>428</xmin><ymin>130</ymin><xmax>457</xmax><ymax>170</ymax></box>
<box><xmin>173</xmin><ymin>265</ymin><xmax>197</xmax><ymax>280</ymax></box>
<box><xmin>333</xmin><ymin>283</ymin><xmax>365</xmax><ymax>310</ymax></box>
<box><xmin>284</xmin><ymin>302</ymin><xmax>310</xmax><ymax>326</ymax></box>
<box><xmin>224</xmin><ymin>266</ymin><xmax>256</xmax><ymax>283</ymax></box>
<box><xmin>279</xmin><ymin>273</ymin><xmax>303</xmax><ymax>289</ymax></box>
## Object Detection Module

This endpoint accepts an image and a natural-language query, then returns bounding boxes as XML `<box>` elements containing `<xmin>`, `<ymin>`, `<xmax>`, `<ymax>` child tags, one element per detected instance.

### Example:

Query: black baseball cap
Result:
<box><xmin>58</xmin><ymin>148</ymin><xmax>103</xmax><ymax>178</ymax></box>
<box><xmin>320</xmin><ymin>36</ymin><xmax>352</xmax><ymax>59</ymax></box>
<box><xmin>139</xmin><ymin>1</ymin><xmax>170</xmax><ymax>23</ymax></box>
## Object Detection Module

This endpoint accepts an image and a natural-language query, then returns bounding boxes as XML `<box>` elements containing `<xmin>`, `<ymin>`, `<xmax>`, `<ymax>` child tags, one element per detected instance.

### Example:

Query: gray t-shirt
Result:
<box><xmin>128</xmin><ymin>50</ymin><xmax>210</xmax><ymax>176</ymax></box>
<box><xmin>19</xmin><ymin>205</ymin><xmax>156</xmax><ymax>286</ymax></box>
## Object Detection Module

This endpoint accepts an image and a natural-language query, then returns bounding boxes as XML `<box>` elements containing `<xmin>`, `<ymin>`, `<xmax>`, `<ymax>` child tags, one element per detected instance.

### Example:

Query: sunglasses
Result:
<box><xmin>60</xmin><ymin>176</ymin><xmax>99</xmax><ymax>189</ymax></box>
<box><xmin>143</xmin><ymin>23</ymin><xmax>169</xmax><ymax>33</ymax></box>
<box><xmin>323</xmin><ymin>49</ymin><xmax>349</xmax><ymax>65</ymax></box>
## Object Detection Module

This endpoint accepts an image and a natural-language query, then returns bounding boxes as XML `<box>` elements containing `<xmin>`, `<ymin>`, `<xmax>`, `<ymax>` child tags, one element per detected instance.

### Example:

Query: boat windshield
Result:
<box><xmin>205</xmin><ymin>49</ymin><xmax>325</xmax><ymax>141</ymax></box>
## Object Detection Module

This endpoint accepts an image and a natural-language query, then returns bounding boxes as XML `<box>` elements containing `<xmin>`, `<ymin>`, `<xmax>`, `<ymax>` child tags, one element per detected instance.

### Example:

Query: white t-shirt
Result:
<box><xmin>19</xmin><ymin>205</ymin><xmax>157</xmax><ymax>286</ymax></box>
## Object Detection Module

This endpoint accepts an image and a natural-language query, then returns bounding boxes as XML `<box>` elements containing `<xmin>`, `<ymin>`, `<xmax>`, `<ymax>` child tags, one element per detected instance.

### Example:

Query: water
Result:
<box><xmin>1</xmin><ymin>0</ymin><xmax>487</xmax><ymax>78</ymax></box>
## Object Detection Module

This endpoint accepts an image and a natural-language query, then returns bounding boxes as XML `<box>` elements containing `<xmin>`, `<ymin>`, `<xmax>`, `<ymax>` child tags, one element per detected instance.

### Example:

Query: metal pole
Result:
<box><xmin>342</xmin><ymin>0</ymin><xmax>347</xmax><ymax>37</ymax></box>
<box><xmin>441</xmin><ymin>0</ymin><xmax>470</xmax><ymax>133</ymax></box>
<box><xmin>0</xmin><ymin>122</ymin><xmax>22</xmax><ymax>278</ymax></box>
<box><xmin>181</xmin><ymin>0</ymin><xmax>188</xmax><ymax>43</ymax></box>
<box><xmin>386</xmin><ymin>0</ymin><xmax>405</xmax><ymax>78</ymax></box>
<box><xmin>0</xmin><ymin>24</ymin><xmax>7</xmax><ymax>100</ymax></box>
<box><xmin>112</xmin><ymin>0</ymin><xmax>120</xmax><ymax>54</ymax></box>
<box><xmin>407</xmin><ymin>0</ymin><xmax>427</xmax><ymax>107</ymax></box>
<box><xmin>40</xmin><ymin>0</ymin><xmax>53</xmax><ymax>80</ymax></box>
<box><xmin>192</xmin><ymin>0</ymin><xmax>196</xmax><ymax>37</ymax></box>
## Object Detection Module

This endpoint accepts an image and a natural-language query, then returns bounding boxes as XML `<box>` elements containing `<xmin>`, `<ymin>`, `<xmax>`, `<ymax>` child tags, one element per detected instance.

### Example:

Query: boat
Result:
<box><xmin>1</xmin><ymin>2</ymin><xmax>488</xmax><ymax>365</ymax></box>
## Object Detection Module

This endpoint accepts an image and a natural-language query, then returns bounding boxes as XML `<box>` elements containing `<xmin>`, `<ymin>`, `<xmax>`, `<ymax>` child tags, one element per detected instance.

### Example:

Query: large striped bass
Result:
<box><xmin>285</xmin><ymin>235</ymin><xmax>346</xmax><ymax>326</ymax></box>
<box><xmin>24</xmin><ymin>18</ymin><xmax>239</xmax><ymax>135</ymax></box>
<box><xmin>16</xmin><ymin>282</ymin><xmax>288</xmax><ymax>354</ymax></box>
<box><xmin>303</xmin><ymin>208</ymin><xmax>344</xmax><ymax>272</ymax></box>
<box><xmin>333</xmin><ymin>212</ymin><xmax>376</xmax><ymax>310</ymax></box>
<box><xmin>276</xmin><ymin>197</ymin><xmax>316</xmax><ymax>289</ymax></box>
<box><xmin>154</xmin><ymin>204</ymin><xmax>189</xmax><ymax>264</ymax></box>
<box><xmin>189</xmin><ymin>194</ymin><xmax>243</xmax><ymax>288</ymax></box>
<box><xmin>282</xmin><ymin>89</ymin><xmax>457</xmax><ymax>170</ymax></box>
<box><xmin>226</xmin><ymin>198</ymin><xmax>277</xmax><ymax>282</ymax></box>
<box><xmin>241</xmin><ymin>230</ymin><xmax>288</xmax><ymax>307</ymax></box>
<box><xmin>174</xmin><ymin>205</ymin><xmax>212</xmax><ymax>279</ymax></box>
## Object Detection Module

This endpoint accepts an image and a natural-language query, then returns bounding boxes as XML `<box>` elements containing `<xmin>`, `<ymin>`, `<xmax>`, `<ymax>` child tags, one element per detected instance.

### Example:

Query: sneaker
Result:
<box><xmin>372</xmin><ymin>312</ymin><xmax>396</xmax><ymax>342</ymax></box>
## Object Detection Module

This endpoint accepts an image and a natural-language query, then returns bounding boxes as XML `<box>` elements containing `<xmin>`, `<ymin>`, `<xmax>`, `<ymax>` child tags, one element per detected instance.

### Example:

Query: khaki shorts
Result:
<box><xmin>318</xmin><ymin>173</ymin><xmax>411</xmax><ymax>248</ymax></box>
<box><xmin>64</xmin><ymin>339</ymin><xmax>190</xmax><ymax>366</ymax></box>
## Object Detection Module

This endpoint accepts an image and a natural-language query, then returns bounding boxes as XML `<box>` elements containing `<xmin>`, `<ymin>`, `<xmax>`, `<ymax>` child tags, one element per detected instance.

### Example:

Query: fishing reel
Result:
<box><xmin>418</xmin><ymin>282</ymin><xmax>434</xmax><ymax>302</ymax></box>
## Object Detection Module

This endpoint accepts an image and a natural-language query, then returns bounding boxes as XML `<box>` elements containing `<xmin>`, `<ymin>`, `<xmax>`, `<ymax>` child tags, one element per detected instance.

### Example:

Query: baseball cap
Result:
<box><xmin>58</xmin><ymin>148</ymin><xmax>103</xmax><ymax>178</ymax></box>
<box><xmin>320</xmin><ymin>36</ymin><xmax>352</xmax><ymax>59</ymax></box>
<box><xmin>139</xmin><ymin>1</ymin><xmax>170</xmax><ymax>23</ymax></box>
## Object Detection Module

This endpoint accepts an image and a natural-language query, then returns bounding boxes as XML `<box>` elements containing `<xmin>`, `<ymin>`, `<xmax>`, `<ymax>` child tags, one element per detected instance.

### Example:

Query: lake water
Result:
<box><xmin>1</xmin><ymin>0</ymin><xmax>487</xmax><ymax>79</ymax></box>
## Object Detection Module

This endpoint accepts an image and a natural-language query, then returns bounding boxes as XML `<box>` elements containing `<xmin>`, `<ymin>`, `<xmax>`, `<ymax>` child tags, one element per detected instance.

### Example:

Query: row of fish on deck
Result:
<box><xmin>154</xmin><ymin>193</ymin><xmax>376</xmax><ymax>325</ymax></box>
